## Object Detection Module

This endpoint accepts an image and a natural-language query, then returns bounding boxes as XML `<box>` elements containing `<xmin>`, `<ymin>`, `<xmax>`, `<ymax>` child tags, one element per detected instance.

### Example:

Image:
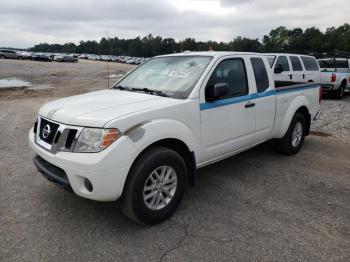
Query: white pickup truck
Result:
<box><xmin>29</xmin><ymin>52</ymin><xmax>321</xmax><ymax>224</ymax></box>
<box><xmin>318</xmin><ymin>58</ymin><xmax>350</xmax><ymax>99</ymax></box>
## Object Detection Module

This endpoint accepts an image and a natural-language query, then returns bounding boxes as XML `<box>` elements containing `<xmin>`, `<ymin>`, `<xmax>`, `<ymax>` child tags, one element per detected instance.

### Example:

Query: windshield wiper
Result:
<box><xmin>130</xmin><ymin>87</ymin><xmax>169</xmax><ymax>97</ymax></box>
<box><xmin>114</xmin><ymin>85</ymin><xmax>132</xmax><ymax>91</ymax></box>
<box><xmin>114</xmin><ymin>85</ymin><xmax>169</xmax><ymax>97</ymax></box>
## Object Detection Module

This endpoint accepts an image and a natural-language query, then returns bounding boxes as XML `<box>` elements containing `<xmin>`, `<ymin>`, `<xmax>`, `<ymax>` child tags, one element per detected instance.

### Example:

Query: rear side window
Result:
<box><xmin>275</xmin><ymin>56</ymin><xmax>290</xmax><ymax>72</ymax></box>
<box><xmin>251</xmin><ymin>58</ymin><xmax>269</xmax><ymax>93</ymax></box>
<box><xmin>318</xmin><ymin>59</ymin><xmax>349</xmax><ymax>69</ymax></box>
<box><xmin>335</xmin><ymin>60</ymin><xmax>349</xmax><ymax>68</ymax></box>
<box><xmin>265</xmin><ymin>55</ymin><xmax>276</xmax><ymax>68</ymax></box>
<box><xmin>290</xmin><ymin>56</ymin><xmax>303</xmax><ymax>71</ymax></box>
<box><xmin>301</xmin><ymin>56</ymin><xmax>319</xmax><ymax>71</ymax></box>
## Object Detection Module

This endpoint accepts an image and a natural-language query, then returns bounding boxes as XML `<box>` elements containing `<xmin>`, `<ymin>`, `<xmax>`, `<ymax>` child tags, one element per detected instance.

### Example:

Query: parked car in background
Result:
<box><xmin>16</xmin><ymin>51</ymin><xmax>33</xmax><ymax>60</ymax></box>
<box><xmin>78</xmin><ymin>54</ymin><xmax>89</xmax><ymax>59</ymax></box>
<box><xmin>32</xmin><ymin>53</ymin><xmax>52</xmax><ymax>62</ymax></box>
<box><xmin>265</xmin><ymin>53</ymin><xmax>320</xmax><ymax>86</ymax></box>
<box><xmin>0</xmin><ymin>49</ymin><xmax>24</xmax><ymax>59</ymax></box>
<box><xmin>29</xmin><ymin>51</ymin><xmax>321</xmax><ymax>225</ymax></box>
<box><xmin>54</xmin><ymin>55</ymin><xmax>78</xmax><ymax>63</ymax></box>
<box><xmin>318</xmin><ymin>58</ymin><xmax>350</xmax><ymax>99</ymax></box>
<box><xmin>125</xmin><ymin>58</ymin><xmax>137</xmax><ymax>64</ymax></box>
<box><xmin>88</xmin><ymin>55</ymin><xmax>101</xmax><ymax>61</ymax></box>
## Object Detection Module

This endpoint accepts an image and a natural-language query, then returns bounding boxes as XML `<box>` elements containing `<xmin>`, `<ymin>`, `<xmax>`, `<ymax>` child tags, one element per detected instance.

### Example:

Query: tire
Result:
<box><xmin>0</xmin><ymin>55</ymin><xmax>5</xmax><ymax>59</ymax></box>
<box><xmin>276</xmin><ymin>113</ymin><xmax>306</xmax><ymax>155</ymax></box>
<box><xmin>335</xmin><ymin>81</ymin><xmax>346</xmax><ymax>99</ymax></box>
<box><xmin>121</xmin><ymin>146</ymin><xmax>187</xmax><ymax>225</ymax></box>
<box><xmin>18</xmin><ymin>57</ymin><xmax>23</xmax><ymax>60</ymax></box>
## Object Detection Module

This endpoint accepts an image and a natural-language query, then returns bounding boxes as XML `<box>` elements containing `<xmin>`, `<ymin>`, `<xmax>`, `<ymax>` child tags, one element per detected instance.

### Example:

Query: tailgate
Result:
<box><xmin>320</xmin><ymin>72</ymin><xmax>333</xmax><ymax>85</ymax></box>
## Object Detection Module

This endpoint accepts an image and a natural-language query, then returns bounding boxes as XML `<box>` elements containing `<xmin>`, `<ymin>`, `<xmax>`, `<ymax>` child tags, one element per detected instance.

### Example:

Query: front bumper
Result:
<box><xmin>29</xmin><ymin>128</ymin><xmax>136</xmax><ymax>201</ymax></box>
<box><xmin>33</xmin><ymin>155</ymin><xmax>73</xmax><ymax>192</ymax></box>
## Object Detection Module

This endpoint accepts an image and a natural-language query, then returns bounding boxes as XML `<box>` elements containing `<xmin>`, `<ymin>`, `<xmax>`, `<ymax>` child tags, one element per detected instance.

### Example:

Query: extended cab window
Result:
<box><xmin>301</xmin><ymin>56</ymin><xmax>319</xmax><ymax>71</ymax></box>
<box><xmin>206</xmin><ymin>59</ymin><xmax>248</xmax><ymax>101</ymax></box>
<box><xmin>275</xmin><ymin>56</ymin><xmax>290</xmax><ymax>72</ymax></box>
<box><xmin>251</xmin><ymin>58</ymin><xmax>269</xmax><ymax>93</ymax></box>
<box><xmin>290</xmin><ymin>56</ymin><xmax>303</xmax><ymax>71</ymax></box>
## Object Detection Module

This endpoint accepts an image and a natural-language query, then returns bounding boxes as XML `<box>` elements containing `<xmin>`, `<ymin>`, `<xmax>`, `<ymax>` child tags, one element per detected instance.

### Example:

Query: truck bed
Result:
<box><xmin>275</xmin><ymin>81</ymin><xmax>309</xmax><ymax>88</ymax></box>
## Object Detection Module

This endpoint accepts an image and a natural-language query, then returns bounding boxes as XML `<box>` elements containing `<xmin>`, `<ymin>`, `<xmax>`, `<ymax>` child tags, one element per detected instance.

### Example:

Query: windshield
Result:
<box><xmin>113</xmin><ymin>56</ymin><xmax>213</xmax><ymax>99</ymax></box>
<box><xmin>265</xmin><ymin>55</ymin><xmax>276</xmax><ymax>68</ymax></box>
<box><xmin>318</xmin><ymin>59</ymin><xmax>349</xmax><ymax>69</ymax></box>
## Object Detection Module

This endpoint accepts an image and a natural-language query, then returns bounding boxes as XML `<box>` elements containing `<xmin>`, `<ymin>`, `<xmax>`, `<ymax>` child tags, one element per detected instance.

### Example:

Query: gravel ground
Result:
<box><xmin>311</xmin><ymin>94</ymin><xmax>350</xmax><ymax>138</ymax></box>
<box><xmin>1</xmin><ymin>60</ymin><xmax>350</xmax><ymax>261</ymax></box>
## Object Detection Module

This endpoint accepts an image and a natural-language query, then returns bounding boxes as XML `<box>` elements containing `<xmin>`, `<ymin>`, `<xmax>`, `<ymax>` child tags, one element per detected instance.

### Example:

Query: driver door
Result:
<box><xmin>200</xmin><ymin>57</ymin><xmax>255</xmax><ymax>163</ymax></box>
<box><xmin>273</xmin><ymin>55</ymin><xmax>292</xmax><ymax>84</ymax></box>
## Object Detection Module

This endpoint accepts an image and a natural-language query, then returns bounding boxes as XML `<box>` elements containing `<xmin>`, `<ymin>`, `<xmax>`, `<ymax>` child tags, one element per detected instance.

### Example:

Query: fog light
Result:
<box><xmin>84</xmin><ymin>178</ymin><xmax>93</xmax><ymax>192</ymax></box>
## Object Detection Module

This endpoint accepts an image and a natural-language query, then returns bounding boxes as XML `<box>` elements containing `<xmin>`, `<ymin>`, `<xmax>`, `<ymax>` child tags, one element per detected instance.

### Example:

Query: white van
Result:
<box><xmin>265</xmin><ymin>54</ymin><xmax>320</xmax><ymax>87</ymax></box>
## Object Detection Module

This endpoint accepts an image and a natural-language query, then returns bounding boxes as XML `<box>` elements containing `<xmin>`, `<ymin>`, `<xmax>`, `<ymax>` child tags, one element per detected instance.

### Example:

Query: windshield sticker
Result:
<box><xmin>168</xmin><ymin>71</ymin><xmax>191</xmax><ymax>78</ymax></box>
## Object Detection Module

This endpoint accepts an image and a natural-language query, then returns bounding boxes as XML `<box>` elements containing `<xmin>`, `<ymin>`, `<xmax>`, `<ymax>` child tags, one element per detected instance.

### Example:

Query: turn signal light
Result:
<box><xmin>101</xmin><ymin>129</ymin><xmax>121</xmax><ymax>148</ymax></box>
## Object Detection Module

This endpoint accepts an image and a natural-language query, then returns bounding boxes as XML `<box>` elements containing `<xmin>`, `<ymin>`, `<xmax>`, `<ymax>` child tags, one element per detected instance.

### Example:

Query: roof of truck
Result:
<box><xmin>157</xmin><ymin>51</ymin><xmax>261</xmax><ymax>58</ymax></box>
<box><xmin>265</xmin><ymin>53</ymin><xmax>316</xmax><ymax>58</ymax></box>
<box><xmin>318</xmin><ymin>57</ymin><xmax>349</xmax><ymax>60</ymax></box>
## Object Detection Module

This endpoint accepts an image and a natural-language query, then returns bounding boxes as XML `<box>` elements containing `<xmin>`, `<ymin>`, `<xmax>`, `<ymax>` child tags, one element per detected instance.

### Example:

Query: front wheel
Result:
<box><xmin>276</xmin><ymin>113</ymin><xmax>306</xmax><ymax>155</ymax></box>
<box><xmin>121</xmin><ymin>146</ymin><xmax>187</xmax><ymax>225</ymax></box>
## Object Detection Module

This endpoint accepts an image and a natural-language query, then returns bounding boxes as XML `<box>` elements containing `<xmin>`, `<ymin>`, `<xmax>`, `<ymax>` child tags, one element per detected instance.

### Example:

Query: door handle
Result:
<box><xmin>303</xmin><ymin>74</ymin><xmax>305</xmax><ymax>79</ymax></box>
<box><xmin>289</xmin><ymin>74</ymin><xmax>292</xmax><ymax>80</ymax></box>
<box><xmin>245</xmin><ymin>101</ymin><xmax>255</xmax><ymax>108</ymax></box>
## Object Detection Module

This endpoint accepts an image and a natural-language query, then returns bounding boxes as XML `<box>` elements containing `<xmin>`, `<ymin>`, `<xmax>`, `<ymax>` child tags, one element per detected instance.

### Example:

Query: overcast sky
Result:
<box><xmin>0</xmin><ymin>0</ymin><xmax>349</xmax><ymax>48</ymax></box>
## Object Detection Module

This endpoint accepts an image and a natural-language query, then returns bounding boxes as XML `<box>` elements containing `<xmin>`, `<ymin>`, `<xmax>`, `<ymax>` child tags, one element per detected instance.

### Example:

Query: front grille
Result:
<box><xmin>39</xmin><ymin>118</ymin><xmax>59</xmax><ymax>145</ymax></box>
<box><xmin>35</xmin><ymin>116</ymin><xmax>82</xmax><ymax>153</ymax></box>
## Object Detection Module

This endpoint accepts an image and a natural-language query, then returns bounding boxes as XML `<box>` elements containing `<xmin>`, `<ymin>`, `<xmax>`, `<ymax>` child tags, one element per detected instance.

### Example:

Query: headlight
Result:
<box><xmin>74</xmin><ymin>128</ymin><xmax>121</xmax><ymax>153</ymax></box>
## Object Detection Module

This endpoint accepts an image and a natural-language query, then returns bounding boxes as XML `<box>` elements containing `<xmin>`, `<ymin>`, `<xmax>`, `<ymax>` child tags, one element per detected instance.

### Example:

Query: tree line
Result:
<box><xmin>29</xmin><ymin>24</ymin><xmax>350</xmax><ymax>57</ymax></box>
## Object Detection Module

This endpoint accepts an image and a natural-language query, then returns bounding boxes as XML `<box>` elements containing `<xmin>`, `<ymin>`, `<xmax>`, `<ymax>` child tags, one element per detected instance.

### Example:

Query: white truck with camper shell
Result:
<box><xmin>29</xmin><ymin>51</ymin><xmax>321</xmax><ymax>224</ymax></box>
<box><xmin>318</xmin><ymin>58</ymin><xmax>350</xmax><ymax>99</ymax></box>
<box><xmin>265</xmin><ymin>53</ymin><xmax>320</xmax><ymax>86</ymax></box>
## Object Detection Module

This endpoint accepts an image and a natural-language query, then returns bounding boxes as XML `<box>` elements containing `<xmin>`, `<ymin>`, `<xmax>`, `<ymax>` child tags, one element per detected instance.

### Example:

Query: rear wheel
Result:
<box><xmin>335</xmin><ymin>81</ymin><xmax>346</xmax><ymax>99</ymax></box>
<box><xmin>121</xmin><ymin>146</ymin><xmax>187</xmax><ymax>225</ymax></box>
<box><xmin>276</xmin><ymin>113</ymin><xmax>306</xmax><ymax>155</ymax></box>
<box><xmin>0</xmin><ymin>55</ymin><xmax>5</xmax><ymax>59</ymax></box>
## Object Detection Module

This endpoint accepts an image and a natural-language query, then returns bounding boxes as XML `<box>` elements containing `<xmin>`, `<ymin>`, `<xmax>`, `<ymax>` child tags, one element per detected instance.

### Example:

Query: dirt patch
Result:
<box><xmin>0</xmin><ymin>59</ymin><xmax>135</xmax><ymax>100</ymax></box>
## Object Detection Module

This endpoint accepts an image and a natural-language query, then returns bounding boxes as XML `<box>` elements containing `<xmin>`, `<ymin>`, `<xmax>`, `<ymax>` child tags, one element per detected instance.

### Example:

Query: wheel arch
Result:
<box><xmin>295</xmin><ymin>106</ymin><xmax>311</xmax><ymax>135</ymax></box>
<box><xmin>277</xmin><ymin>96</ymin><xmax>311</xmax><ymax>138</ymax></box>
<box><xmin>123</xmin><ymin>138</ymin><xmax>197</xmax><ymax>200</ymax></box>
<box><xmin>145</xmin><ymin>138</ymin><xmax>196</xmax><ymax>187</ymax></box>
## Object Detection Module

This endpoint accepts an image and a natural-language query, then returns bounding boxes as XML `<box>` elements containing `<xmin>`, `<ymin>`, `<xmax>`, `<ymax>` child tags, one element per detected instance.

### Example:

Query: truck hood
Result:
<box><xmin>39</xmin><ymin>90</ymin><xmax>178</xmax><ymax>127</ymax></box>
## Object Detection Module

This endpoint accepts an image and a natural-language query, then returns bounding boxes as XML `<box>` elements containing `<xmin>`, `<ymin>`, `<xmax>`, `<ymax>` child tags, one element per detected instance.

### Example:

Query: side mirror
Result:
<box><xmin>274</xmin><ymin>64</ymin><xmax>283</xmax><ymax>74</ymax></box>
<box><xmin>207</xmin><ymin>82</ymin><xmax>229</xmax><ymax>101</ymax></box>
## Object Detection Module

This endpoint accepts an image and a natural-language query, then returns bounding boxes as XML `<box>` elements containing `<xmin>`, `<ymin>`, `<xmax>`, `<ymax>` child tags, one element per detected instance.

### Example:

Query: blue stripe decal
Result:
<box><xmin>200</xmin><ymin>83</ymin><xmax>319</xmax><ymax>111</ymax></box>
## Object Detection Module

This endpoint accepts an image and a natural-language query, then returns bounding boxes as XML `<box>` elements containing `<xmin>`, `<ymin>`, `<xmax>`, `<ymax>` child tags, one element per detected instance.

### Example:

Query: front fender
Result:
<box><xmin>124</xmin><ymin>118</ymin><xmax>198</xmax><ymax>164</ymax></box>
